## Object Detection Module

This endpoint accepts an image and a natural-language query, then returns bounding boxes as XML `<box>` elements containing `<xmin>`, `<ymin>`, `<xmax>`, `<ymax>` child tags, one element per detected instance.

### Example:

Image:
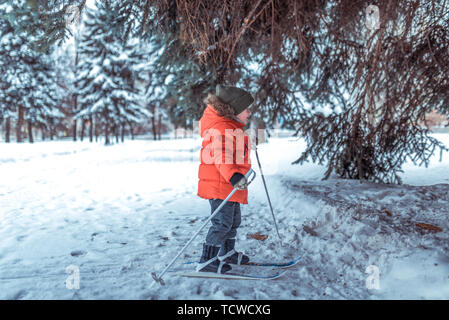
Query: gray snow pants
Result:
<box><xmin>205</xmin><ymin>199</ymin><xmax>241</xmax><ymax>246</ymax></box>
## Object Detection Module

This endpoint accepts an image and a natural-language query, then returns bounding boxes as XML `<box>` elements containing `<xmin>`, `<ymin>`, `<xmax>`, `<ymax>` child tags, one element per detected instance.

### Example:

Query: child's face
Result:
<box><xmin>236</xmin><ymin>108</ymin><xmax>251</xmax><ymax>124</ymax></box>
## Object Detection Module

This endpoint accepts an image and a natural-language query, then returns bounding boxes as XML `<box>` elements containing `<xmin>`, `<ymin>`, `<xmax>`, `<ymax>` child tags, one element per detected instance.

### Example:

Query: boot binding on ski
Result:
<box><xmin>218</xmin><ymin>249</ymin><xmax>250</xmax><ymax>265</ymax></box>
<box><xmin>197</xmin><ymin>244</ymin><xmax>231</xmax><ymax>274</ymax></box>
<box><xmin>217</xmin><ymin>239</ymin><xmax>250</xmax><ymax>265</ymax></box>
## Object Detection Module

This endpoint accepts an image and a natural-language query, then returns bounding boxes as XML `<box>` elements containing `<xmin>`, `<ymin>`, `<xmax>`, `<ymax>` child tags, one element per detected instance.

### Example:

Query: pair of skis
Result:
<box><xmin>169</xmin><ymin>255</ymin><xmax>301</xmax><ymax>280</ymax></box>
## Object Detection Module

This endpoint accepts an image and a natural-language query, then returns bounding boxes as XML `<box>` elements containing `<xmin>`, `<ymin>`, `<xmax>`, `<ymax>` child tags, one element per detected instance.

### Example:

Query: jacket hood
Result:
<box><xmin>199</xmin><ymin>105</ymin><xmax>245</xmax><ymax>136</ymax></box>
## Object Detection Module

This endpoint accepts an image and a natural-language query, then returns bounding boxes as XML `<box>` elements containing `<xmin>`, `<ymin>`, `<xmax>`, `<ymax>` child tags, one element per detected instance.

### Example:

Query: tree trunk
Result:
<box><xmin>151</xmin><ymin>116</ymin><xmax>157</xmax><ymax>140</ymax></box>
<box><xmin>89</xmin><ymin>116</ymin><xmax>93</xmax><ymax>142</ymax></box>
<box><xmin>80</xmin><ymin>119</ymin><xmax>85</xmax><ymax>141</ymax></box>
<box><xmin>150</xmin><ymin>104</ymin><xmax>157</xmax><ymax>140</ymax></box>
<box><xmin>41</xmin><ymin>127</ymin><xmax>46</xmax><ymax>141</ymax></box>
<box><xmin>27</xmin><ymin>120</ymin><xmax>34</xmax><ymax>143</ymax></box>
<box><xmin>16</xmin><ymin>106</ymin><xmax>24</xmax><ymax>142</ymax></box>
<box><xmin>5</xmin><ymin>118</ymin><xmax>10</xmax><ymax>143</ymax></box>
<box><xmin>157</xmin><ymin>113</ymin><xmax>162</xmax><ymax>140</ymax></box>
<box><xmin>129</xmin><ymin>122</ymin><xmax>134</xmax><ymax>140</ymax></box>
<box><xmin>114</xmin><ymin>124</ymin><xmax>119</xmax><ymax>143</ymax></box>
<box><xmin>105</xmin><ymin>119</ymin><xmax>110</xmax><ymax>145</ymax></box>
<box><xmin>49</xmin><ymin>120</ymin><xmax>54</xmax><ymax>141</ymax></box>
<box><xmin>94</xmin><ymin>116</ymin><xmax>99</xmax><ymax>142</ymax></box>
<box><xmin>73</xmin><ymin>118</ymin><xmax>77</xmax><ymax>141</ymax></box>
<box><xmin>121</xmin><ymin>124</ymin><xmax>125</xmax><ymax>143</ymax></box>
<box><xmin>73</xmin><ymin>42</ymin><xmax>79</xmax><ymax>142</ymax></box>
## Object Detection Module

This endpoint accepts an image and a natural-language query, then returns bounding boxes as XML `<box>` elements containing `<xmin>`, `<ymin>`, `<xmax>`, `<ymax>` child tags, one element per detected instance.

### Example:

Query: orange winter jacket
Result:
<box><xmin>197</xmin><ymin>105</ymin><xmax>252</xmax><ymax>204</ymax></box>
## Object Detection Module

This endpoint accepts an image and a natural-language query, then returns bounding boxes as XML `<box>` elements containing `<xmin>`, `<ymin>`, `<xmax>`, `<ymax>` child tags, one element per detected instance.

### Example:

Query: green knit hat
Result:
<box><xmin>216</xmin><ymin>84</ymin><xmax>254</xmax><ymax>115</ymax></box>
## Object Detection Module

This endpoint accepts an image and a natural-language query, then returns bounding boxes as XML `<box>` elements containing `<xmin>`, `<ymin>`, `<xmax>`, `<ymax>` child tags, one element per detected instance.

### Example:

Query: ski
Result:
<box><xmin>246</xmin><ymin>255</ymin><xmax>302</xmax><ymax>268</ymax></box>
<box><xmin>170</xmin><ymin>269</ymin><xmax>287</xmax><ymax>280</ymax></box>
<box><xmin>182</xmin><ymin>255</ymin><xmax>301</xmax><ymax>269</ymax></box>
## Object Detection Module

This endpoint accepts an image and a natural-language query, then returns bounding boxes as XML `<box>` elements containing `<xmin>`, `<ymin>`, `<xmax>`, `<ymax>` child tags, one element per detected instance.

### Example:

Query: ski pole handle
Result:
<box><xmin>246</xmin><ymin>168</ymin><xmax>256</xmax><ymax>185</ymax></box>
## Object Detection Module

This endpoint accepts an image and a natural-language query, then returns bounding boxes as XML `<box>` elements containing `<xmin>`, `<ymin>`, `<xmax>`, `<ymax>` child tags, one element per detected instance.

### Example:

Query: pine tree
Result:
<box><xmin>53</xmin><ymin>40</ymin><xmax>80</xmax><ymax>141</ymax></box>
<box><xmin>25</xmin><ymin>53</ymin><xmax>65</xmax><ymax>142</ymax></box>
<box><xmin>0</xmin><ymin>2</ymin><xmax>23</xmax><ymax>142</ymax></box>
<box><xmin>145</xmin><ymin>33</ymin><xmax>217</xmax><ymax>133</ymax></box>
<box><xmin>0</xmin><ymin>0</ymin><xmax>87</xmax><ymax>52</ymax></box>
<box><xmin>75</xmin><ymin>1</ymin><xmax>149</xmax><ymax>145</ymax></box>
<box><xmin>0</xmin><ymin>14</ymin><xmax>15</xmax><ymax>142</ymax></box>
<box><xmin>0</xmin><ymin>1</ymin><xmax>63</xmax><ymax>143</ymax></box>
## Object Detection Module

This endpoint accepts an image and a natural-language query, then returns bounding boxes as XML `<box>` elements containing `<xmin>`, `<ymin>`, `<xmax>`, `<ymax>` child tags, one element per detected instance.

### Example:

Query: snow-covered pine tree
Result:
<box><xmin>0</xmin><ymin>0</ymin><xmax>87</xmax><ymax>52</ymax></box>
<box><xmin>0</xmin><ymin>2</ymin><xmax>25</xmax><ymax>142</ymax></box>
<box><xmin>0</xmin><ymin>1</ymin><xmax>64</xmax><ymax>143</ymax></box>
<box><xmin>25</xmin><ymin>53</ymin><xmax>65</xmax><ymax>142</ymax></box>
<box><xmin>75</xmin><ymin>1</ymin><xmax>149</xmax><ymax>145</ymax></box>
<box><xmin>144</xmin><ymin>32</ymin><xmax>217</xmax><ymax>134</ymax></box>
<box><xmin>0</xmin><ymin>10</ymin><xmax>16</xmax><ymax>143</ymax></box>
<box><xmin>53</xmin><ymin>41</ymin><xmax>80</xmax><ymax>141</ymax></box>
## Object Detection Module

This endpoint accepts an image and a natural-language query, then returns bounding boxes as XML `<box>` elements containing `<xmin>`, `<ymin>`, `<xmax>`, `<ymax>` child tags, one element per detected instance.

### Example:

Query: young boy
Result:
<box><xmin>197</xmin><ymin>84</ymin><xmax>254</xmax><ymax>274</ymax></box>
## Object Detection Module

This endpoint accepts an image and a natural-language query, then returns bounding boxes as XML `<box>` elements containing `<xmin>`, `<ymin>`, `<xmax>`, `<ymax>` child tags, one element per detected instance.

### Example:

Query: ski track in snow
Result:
<box><xmin>0</xmin><ymin>134</ymin><xmax>448</xmax><ymax>299</ymax></box>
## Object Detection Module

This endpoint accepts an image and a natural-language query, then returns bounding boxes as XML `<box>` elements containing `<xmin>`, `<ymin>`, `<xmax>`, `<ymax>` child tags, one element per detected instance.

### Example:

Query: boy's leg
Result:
<box><xmin>218</xmin><ymin>203</ymin><xmax>250</xmax><ymax>265</ymax></box>
<box><xmin>221</xmin><ymin>202</ymin><xmax>241</xmax><ymax>241</ymax></box>
<box><xmin>205</xmin><ymin>199</ymin><xmax>237</xmax><ymax>246</ymax></box>
<box><xmin>197</xmin><ymin>199</ymin><xmax>234</xmax><ymax>273</ymax></box>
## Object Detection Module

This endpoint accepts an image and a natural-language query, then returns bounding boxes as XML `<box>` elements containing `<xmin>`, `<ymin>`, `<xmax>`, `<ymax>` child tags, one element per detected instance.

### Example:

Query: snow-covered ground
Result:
<box><xmin>0</xmin><ymin>134</ymin><xmax>448</xmax><ymax>300</ymax></box>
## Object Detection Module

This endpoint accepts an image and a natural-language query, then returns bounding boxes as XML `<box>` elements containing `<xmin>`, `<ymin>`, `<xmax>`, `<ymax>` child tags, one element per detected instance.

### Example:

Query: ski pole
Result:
<box><xmin>254</xmin><ymin>144</ymin><xmax>282</xmax><ymax>241</ymax></box>
<box><xmin>150</xmin><ymin>168</ymin><xmax>256</xmax><ymax>288</ymax></box>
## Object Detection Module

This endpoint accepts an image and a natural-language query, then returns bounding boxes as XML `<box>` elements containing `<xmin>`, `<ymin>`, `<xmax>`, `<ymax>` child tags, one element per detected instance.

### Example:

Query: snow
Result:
<box><xmin>0</xmin><ymin>133</ymin><xmax>448</xmax><ymax>299</ymax></box>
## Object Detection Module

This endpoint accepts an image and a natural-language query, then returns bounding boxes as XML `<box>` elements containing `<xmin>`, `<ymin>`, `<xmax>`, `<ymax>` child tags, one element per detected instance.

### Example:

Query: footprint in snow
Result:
<box><xmin>16</xmin><ymin>235</ymin><xmax>27</xmax><ymax>242</ymax></box>
<box><xmin>90</xmin><ymin>232</ymin><xmax>99</xmax><ymax>241</ymax></box>
<box><xmin>12</xmin><ymin>290</ymin><xmax>28</xmax><ymax>300</ymax></box>
<box><xmin>70</xmin><ymin>250</ymin><xmax>87</xmax><ymax>257</ymax></box>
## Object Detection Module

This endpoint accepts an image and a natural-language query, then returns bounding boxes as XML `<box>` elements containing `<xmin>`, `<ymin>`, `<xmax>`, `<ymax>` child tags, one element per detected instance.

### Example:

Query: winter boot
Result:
<box><xmin>196</xmin><ymin>244</ymin><xmax>232</xmax><ymax>274</ymax></box>
<box><xmin>218</xmin><ymin>239</ymin><xmax>250</xmax><ymax>265</ymax></box>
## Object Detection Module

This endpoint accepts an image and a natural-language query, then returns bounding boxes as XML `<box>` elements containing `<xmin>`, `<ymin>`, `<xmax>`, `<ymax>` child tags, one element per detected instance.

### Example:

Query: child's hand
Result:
<box><xmin>234</xmin><ymin>176</ymin><xmax>248</xmax><ymax>190</ymax></box>
<box><xmin>230</xmin><ymin>173</ymin><xmax>248</xmax><ymax>190</ymax></box>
